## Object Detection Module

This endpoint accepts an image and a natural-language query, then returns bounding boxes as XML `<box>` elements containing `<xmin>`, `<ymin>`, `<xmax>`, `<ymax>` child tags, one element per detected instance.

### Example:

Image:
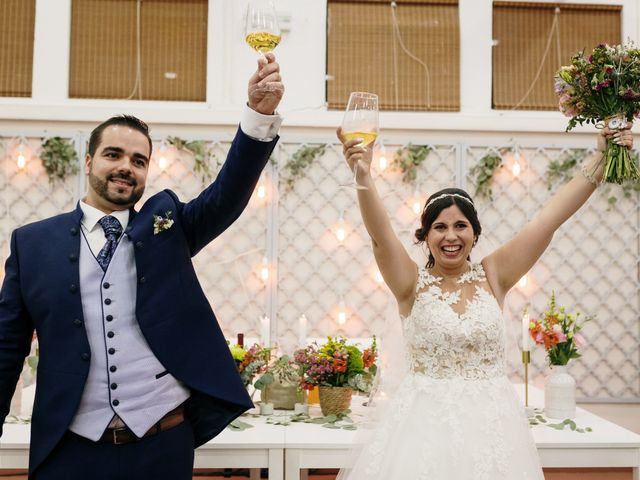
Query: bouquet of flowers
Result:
<box><xmin>528</xmin><ymin>292</ymin><xmax>589</xmax><ymax>366</ymax></box>
<box><xmin>229</xmin><ymin>342</ymin><xmax>271</xmax><ymax>386</ymax></box>
<box><xmin>294</xmin><ymin>336</ymin><xmax>377</xmax><ymax>393</ymax></box>
<box><xmin>555</xmin><ymin>42</ymin><xmax>640</xmax><ymax>184</ymax></box>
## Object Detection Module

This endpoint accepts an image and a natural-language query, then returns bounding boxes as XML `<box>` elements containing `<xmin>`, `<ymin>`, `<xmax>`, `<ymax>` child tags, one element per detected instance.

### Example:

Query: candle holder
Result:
<box><xmin>522</xmin><ymin>350</ymin><xmax>531</xmax><ymax>408</ymax></box>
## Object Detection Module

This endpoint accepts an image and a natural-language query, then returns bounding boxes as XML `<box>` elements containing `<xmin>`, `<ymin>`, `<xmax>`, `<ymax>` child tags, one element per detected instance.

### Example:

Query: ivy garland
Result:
<box><xmin>392</xmin><ymin>144</ymin><xmax>432</xmax><ymax>183</ymax></box>
<box><xmin>167</xmin><ymin>136</ymin><xmax>217</xmax><ymax>184</ymax></box>
<box><xmin>282</xmin><ymin>144</ymin><xmax>326</xmax><ymax>191</ymax></box>
<box><xmin>545</xmin><ymin>149</ymin><xmax>588</xmax><ymax>190</ymax></box>
<box><xmin>40</xmin><ymin>137</ymin><xmax>79</xmax><ymax>183</ymax></box>
<box><xmin>470</xmin><ymin>150</ymin><xmax>504</xmax><ymax>199</ymax></box>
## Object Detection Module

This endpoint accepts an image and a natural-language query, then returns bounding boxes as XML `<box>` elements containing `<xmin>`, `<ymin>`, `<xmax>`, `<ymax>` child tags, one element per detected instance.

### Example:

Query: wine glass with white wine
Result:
<box><xmin>245</xmin><ymin>0</ymin><xmax>281</xmax><ymax>58</ymax></box>
<box><xmin>341</xmin><ymin>92</ymin><xmax>379</xmax><ymax>189</ymax></box>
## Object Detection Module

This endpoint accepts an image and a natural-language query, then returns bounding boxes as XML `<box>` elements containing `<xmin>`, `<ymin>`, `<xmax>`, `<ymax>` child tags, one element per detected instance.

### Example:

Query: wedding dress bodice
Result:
<box><xmin>402</xmin><ymin>263</ymin><xmax>506</xmax><ymax>380</ymax></box>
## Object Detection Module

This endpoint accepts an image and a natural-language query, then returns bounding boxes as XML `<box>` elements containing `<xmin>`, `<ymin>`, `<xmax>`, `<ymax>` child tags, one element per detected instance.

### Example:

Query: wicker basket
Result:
<box><xmin>318</xmin><ymin>386</ymin><xmax>353</xmax><ymax>416</ymax></box>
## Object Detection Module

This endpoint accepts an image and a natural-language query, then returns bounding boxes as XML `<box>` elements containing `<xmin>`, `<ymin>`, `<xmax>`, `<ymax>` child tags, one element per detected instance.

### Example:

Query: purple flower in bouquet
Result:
<box><xmin>554</xmin><ymin>42</ymin><xmax>640</xmax><ymax>184</ymax></box>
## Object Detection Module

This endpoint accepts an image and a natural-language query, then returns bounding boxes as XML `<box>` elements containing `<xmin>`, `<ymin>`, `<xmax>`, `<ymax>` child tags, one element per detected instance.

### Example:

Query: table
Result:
<box><xmin>0</xmin><ymin>414</ymin><xmax>285</xmax><ymax>480</ymax></box>
<box><xmin>284</xmin><ymin>386</ymin><xmax>640</xmax><ymax>480</ymax></box>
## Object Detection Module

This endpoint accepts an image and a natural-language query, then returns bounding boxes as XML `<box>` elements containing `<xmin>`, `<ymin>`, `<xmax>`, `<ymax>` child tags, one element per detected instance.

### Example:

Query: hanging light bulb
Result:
<box><xmin>257</xmin><ymin>179</ymin><xmax>266</xmax><ymax>199</ymax></box>
<box><xmin>512</xmin><ymin>149</ymin><xmax>521</xmax><ymax>177</ymax></box>
<box><xmin>157</xmin><ymin>141</ymin><xmax>168</xmax><ymax>170</ymax></box>
<box><xmin>378</xmin><ymin>142</ymin><xmax>388</xmax><ymax>171</ymax></box>
<box><xmin>261</xmin><ymin>256</ymin><xmax>269</xmax><ymax>282</ymax></box>
<box><xmin>518</xmin><ymin>274</ymin><xmax>527</xmax><ymax>289</ymax></box>
<box><xmin>336</xmin><ymin>213</ymin><xmax>346</xmax><ymax>242</ymax></box>
<box><xmin>337</xmin><ymin>299</ymin><xmax>347</xmax><ymax>325</ymax></box>
<box><xmin>15</xmin><ymin>141</ymin><xmax>27</xmax><ymax>170</ymax></box>
<box><xmin>412</xmin><ymin>188</ymin><xmax>422</xmax><ymax>215</ymax></box>
<box><xmin>374</xmin><ymin>268</ymin><xmax>384</xmax><ymax>284</ymax></box>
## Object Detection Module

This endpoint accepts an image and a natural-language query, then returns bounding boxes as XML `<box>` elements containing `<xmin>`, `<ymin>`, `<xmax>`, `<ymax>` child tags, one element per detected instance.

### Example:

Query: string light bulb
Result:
<box><xmin>337</xmin><ymin>299</ymin><xmax>347</xmax><ymax>325</ymax></box>
<box><xmin>518</xmin><ymin>274</ymin><xmax>527</xmax><ymax>289</ymax></box>
<box><xmin>512</xmin><ymin>149</ymin><xmax>522</xmax><ymax>177</ymax></box>
<box><xmin>261</xmin><ymin>256</ymin><xmax>269</xmax><ymax>282</ymax></box>
<box><xmin>374</xmin><ymin>268</ymin><xmax>384</xmax><ymax>284</ymax></box>
<box><xmin>336</xmin><ymin>213</ymin><xmax>346</xmax><ymax>242</ymax></box>
<box><xmin>15</xmin><ymin>141</ymin><xmax>27</xmax><ymax>170</ymax></box>
<box><xmin>257</xmin><ymin>179</ymin><xmax>266</xmax><ymax>199</ymax></box>
<box><xmin>412</xmin><ymin>188</ymin><xmax>422</xmax><ymax>215</ymax></box>
<box><xmin>157</xmin><ymin>141</ymin><xmax>169</xmax><ymax>170</ymax></box>
<box><xmin>378</xmin><ymin>142</ymin><xmax>388</xmax><ymax>171</ymax></box>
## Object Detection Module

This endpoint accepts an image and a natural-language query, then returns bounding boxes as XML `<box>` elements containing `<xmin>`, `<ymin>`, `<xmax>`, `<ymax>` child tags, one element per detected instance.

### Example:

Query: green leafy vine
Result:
<box><xmin>546</xmin><ymin>149</ymin><xmax>588</xmax><ymax>190</ymax></box>
<box><xmin>167</xmin><ymin>136</ymin><xmax>217</xmax><ymax>184</ymax></box>
<box><xmin>470</xmin><ymin>150</ymin><xmax>504</xmax><ymax>199</ymax></box>
<box><xmin>392</xmin><ymin>144</ymin><xmax>432</xmax><ymax>183</ymax></box>
<box><xmin>40</xmin><ymin>137</ymin><xmax>79</xmax><ymax>183</ymax></box>
<box><xmin>282</xmin><ymin>144</ymin><xmax>326</xmax><ymax>191</ymax></box>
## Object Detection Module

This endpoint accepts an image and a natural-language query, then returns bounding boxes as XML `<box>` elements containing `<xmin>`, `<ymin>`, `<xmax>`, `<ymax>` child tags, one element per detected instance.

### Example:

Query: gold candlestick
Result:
<box><xmin>522</xmin><ymin>350</ymin><xmax>531</xmax><ymax>407</ymax></box>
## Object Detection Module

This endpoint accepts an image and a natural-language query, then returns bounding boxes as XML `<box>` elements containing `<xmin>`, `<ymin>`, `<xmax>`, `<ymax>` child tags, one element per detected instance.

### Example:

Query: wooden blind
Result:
<box><xmin>327</xmin><ymin>0</ymin><xmax>459</xmax><ymax>111</ymax></box>
<box><xmin>0</xmin><ymin>0</ymin><xmax>36</xmax><ymax>97</ymax></box>
<box><xmin>493</xmin><ymin>2</ymin><xmax>621</xmax><ymax>110</ymax></box>
<box><xmin>70</xmin><ymin>0</ymin><xmax>208</xmax><ymax>101</ymax></box>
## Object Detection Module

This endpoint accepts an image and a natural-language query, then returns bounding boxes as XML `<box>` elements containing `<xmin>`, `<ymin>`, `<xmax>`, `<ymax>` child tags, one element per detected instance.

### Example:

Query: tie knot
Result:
<box><xmin>99</xmin><ymin>215</ymin><xmax>123</xmax><ymax>239</ymax></box>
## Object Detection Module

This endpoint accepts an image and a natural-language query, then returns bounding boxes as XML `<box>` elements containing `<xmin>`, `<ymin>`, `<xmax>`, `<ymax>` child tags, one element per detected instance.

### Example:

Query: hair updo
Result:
<box><xmin>414</xmin><ymin>188</ymin><xmax>482</xmax><ymax>268</ymax></box>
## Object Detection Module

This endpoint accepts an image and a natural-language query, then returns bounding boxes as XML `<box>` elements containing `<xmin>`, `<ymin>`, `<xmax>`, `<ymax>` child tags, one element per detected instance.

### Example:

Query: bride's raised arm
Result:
<box><xmin>483</xmin><ymin>125</ymin><xmax>634</xmax><ymax>305</ymax></box>
<box><xmin>337</xmin><ymin>128</ymin><xmax>418</xmax><ymax>309</ymax></box>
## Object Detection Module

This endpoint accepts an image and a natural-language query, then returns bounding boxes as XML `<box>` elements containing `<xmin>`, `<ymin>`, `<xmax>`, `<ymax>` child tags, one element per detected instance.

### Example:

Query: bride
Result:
<box><xmin>335</xmin><ymin>124</ymin><xmax>633</xmax><ymax>479</ymax></box>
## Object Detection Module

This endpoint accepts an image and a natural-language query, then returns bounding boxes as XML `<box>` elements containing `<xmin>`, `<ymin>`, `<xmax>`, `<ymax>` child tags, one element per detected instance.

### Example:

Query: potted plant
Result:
<box><xmin>254</xmin><ymin>354</ymin><xmax>301</xmax><ymax>410</ymax></box>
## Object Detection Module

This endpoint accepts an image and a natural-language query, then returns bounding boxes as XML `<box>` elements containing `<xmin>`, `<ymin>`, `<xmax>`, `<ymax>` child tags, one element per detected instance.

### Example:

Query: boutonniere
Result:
<box><xmin>153</xmin><ymin>211</ymin><xmax>174</xmax><ymax>235</ymax></box>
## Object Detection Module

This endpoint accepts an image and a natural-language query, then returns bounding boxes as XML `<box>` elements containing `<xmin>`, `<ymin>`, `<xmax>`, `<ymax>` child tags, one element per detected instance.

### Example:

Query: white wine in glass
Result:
<box><xmin>341</xmin><ymin>92</ymin><xmax>379</xmax><ymax>189</ymax></box>
<box><xmin>245</xmin><ymin>1</ymin><xmax>281</xmax><ymax>55</ymax></box>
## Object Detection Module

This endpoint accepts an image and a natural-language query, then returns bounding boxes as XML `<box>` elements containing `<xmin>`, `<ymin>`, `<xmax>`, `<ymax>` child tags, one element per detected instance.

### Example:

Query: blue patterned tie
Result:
<box><xmin>96</xmin><ymin>215</ymin><xmax>123</xmax><ymax>271</ymax></box>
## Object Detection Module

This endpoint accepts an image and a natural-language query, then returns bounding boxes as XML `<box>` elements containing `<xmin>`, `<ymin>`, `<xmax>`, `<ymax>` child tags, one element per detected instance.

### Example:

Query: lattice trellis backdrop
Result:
<box><xmin>0</xmin><ymin>133</ymin><xmax>638</xmax><ymax>402</ymax></box>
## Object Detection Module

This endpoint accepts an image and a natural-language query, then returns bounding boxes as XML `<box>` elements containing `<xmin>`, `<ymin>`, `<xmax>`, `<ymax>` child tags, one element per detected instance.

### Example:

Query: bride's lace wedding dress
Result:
<box><xmin>340</xmin><ymin>263</ymin><xmax>544</xmax><ymax>480</ymax></box>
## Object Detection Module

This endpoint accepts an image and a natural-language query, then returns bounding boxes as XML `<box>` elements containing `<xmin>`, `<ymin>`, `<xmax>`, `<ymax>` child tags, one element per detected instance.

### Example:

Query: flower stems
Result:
<box><xmin>602</xmin><ymin>138</ymin><xmax>640</xmax><ymax>184</ymax></box>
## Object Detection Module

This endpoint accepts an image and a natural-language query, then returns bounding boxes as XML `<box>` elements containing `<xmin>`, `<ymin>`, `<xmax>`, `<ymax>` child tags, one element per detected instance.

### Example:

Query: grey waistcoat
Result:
<box><xmin>68</xmin><ymin>232</ymin><xmax>190</xmax><ymax>441</ymax></box>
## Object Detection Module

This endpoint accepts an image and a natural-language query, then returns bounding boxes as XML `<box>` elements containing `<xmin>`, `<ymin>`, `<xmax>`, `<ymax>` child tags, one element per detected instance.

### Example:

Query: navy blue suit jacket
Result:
<box><xmin>0</xmin><ymin>127</ymin><xmax>277</xmax><ymax>474</ymax></box>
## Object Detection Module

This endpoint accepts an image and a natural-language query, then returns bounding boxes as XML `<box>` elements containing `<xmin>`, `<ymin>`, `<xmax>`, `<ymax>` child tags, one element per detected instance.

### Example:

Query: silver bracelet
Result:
<box><xmin>580</xmin><ymin>164</ymin><xmax>600</xmax><ymax>186</ymax></box>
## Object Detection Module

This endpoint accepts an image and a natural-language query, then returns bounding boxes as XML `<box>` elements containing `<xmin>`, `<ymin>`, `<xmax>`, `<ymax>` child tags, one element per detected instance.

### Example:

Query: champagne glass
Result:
<box><xmin>341</xmin><ymin>92</ymin><xmax>379</xmax><ymax>190</ymax></box>
<box><xmin>245</xmin><ymin>0</ymin><xmax>281</xmax><ymax>58</ymax></box>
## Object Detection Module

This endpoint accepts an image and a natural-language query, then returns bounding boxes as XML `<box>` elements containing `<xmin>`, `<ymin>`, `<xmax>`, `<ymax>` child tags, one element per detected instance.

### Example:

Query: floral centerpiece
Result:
<box><xmin>528</xmin><ymin>292</ymin><xmax>589</xmax><ymax>366</ymax></box>
<box><xmin>555</xmin><ymin>42</ymin><xmax>640</xmax><ymax>184</ymax></box>
<box><xmin>229</xmin><ymin>342</ymin><xmax>271</xmax><ymax>387</ymax></box>
<box><xmin>254</xmin><ymin>354</ymin><xmax>301</xmax><ymax>410</ymax></box>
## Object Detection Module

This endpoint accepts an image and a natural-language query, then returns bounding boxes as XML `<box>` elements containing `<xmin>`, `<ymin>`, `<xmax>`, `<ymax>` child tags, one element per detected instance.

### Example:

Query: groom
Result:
<box><xmin>0</xmin><ymin>53</ymin><xmax>284</xmax><ymax>480</ymax></box>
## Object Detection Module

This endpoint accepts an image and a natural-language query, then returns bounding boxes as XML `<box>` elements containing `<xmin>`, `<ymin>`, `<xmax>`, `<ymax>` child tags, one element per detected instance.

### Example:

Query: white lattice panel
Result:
<box><xmin>1</xmin><ymin>132</ymin><xmax>638</xmax><ymax>401</ymax></box>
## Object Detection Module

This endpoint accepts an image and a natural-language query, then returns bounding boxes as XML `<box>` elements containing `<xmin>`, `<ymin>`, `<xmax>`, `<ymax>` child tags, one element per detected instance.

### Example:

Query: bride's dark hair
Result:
<box><xmin>415</xmin><ymin>188</ymin><xmax>482</xmax><ymax>268</ymax></box>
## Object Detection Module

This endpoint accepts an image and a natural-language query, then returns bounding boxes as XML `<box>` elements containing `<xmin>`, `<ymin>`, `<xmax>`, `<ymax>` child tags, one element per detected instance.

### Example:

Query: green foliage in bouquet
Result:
<box><xmin>228</xmin><ymin>342</ymin><xmax>272</xmax><ymax>387</ymax></box>
<box><xmin>40</xmin><ymin>137</ymin><xmax>79</xmax><ymax>183</ymax></box>
<box><xmin>555</xmin><ymin>43</ymin><xmax>640</xmax><ymax>183</ymax></box>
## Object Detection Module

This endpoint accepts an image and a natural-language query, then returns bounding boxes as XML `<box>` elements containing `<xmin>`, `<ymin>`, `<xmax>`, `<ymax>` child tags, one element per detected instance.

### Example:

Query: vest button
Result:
<box><xmin>73</xmin><ymin>318</ymin><xmax>82</xmax><ymax>326</ymax></box>
<box><xmin>69</xmin><ymin>284</ymin><xmax>78</xmax><ymax>293</ymax></box>
<box><xmin>103</xmin><ymin>282</ymin><xmax>110</xmax><ymax>289</ymax></box>
<box><xmin>138</xmin><ymin>276</ymin><xmax>146</xmax><ymax>284</ymax></box>
<box><xmin>110</xmin><ymin>383</ymin><xmax>118</xmax><ymax>390</ymax></box>
<box><xmin>81</xmin><ymin>353</ymin><xmax>90</xmax><ymax>361</ymax></box>
<box><xmin>70</xmin><ymin>227</ymin><xmax>78</xmax><ymax>236</ymax></box>
<box><xmin>110</xmin><ymin>365</ymin><xmax>117</xmax><ymax>372</ymax></box>
<box><xmin>106</xmin><ymin>315</ymin><xmax>113</xmax><ymax>322</ymax></box>
<box><xmin>107</xmin><ymin>331</ymin><xmax>114</xmax><ymax>338</ymax></box>
<box><xmin>69</xmin><ymin>253</ymin><xmax>78</xmax><ymax>262</ymax></box>
<box><xmin>104</xmin><ymin>298</ymin><xmax>111</xmax><ymax>305</ymax></box>
<box><xmin>108</xmin><ymin>348</ymin><xmax>115</xmax><ymax>355</ymax></box>
<box><xmin>112</xmin><ymin>399</ymin><xmax>119</xmax><ymax>406</ymax></box>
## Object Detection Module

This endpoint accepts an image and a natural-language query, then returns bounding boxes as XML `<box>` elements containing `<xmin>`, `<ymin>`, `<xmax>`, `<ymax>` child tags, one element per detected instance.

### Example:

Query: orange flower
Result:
<box><xmin>333</xmin><ymin>357</ymin><xmax>347</xmax><ymax>373</ymax></box>
<box><xmin>363</xmin><ymin>349</ymin><xmax>376</xmax><ymax>369</ymax></box>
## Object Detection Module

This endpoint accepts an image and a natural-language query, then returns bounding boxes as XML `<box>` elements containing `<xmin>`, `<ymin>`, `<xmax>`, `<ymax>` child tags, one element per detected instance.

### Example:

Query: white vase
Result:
<box><xmin>544</xmin><ymin>365</ymin><xmax>576</xmax><ymax>419</ymax></box>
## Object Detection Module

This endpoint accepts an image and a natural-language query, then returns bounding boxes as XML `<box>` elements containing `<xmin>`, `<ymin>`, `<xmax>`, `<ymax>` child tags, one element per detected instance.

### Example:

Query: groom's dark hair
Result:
<box><xmin>88</xmin><ymin>115</ymin><xmax>153</xmax><ymax>158</ymax></box>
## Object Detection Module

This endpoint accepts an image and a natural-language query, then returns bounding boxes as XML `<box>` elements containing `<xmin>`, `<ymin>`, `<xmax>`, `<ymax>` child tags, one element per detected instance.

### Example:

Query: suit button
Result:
<box><xmin>110</xmin><ymin>365</ymin><xmax>117</xmax><ymax>372</ymax></box>
<box><xmin>138</xmin><ymin>276</ymin><xmax>146</xmax><ymax>284</ymax></box>
<box><xmin>69</xmin><ymin>253</ymin><xmax>78</xmax><ymax>262</ymax></box>
<box><xmin>135</xmin><ymin>241</ymin><xmax>144</xmax><ymax>249</ymax></box>
<box><xmin>73</xmin><ymin>318</ymin><xmax>82</xmax><ymax>326</ymax></box>
<box><xmin>107</xmin><ymin>331</ymin><xmax>114</xmax><ymax>338</ymax></box>
<box><xmin>112</xmin><ymin>399</ymin><xmax>119</xmax><ymax>406</ymax></box>
<box><xmin>81</xmin><ymin>353</ymin><xmax>90</xmax><ymax>361</ymax></box>
<box><xmin>110</xmin><ymin>383</ymin><xmax>118</xmax><ymax>390</ymax></box>
<box><xmin>108</xmin><ymin>348</ymin><xmax>115</xmax><ymax>355</ymax></box>
<box><xmin>106</xmin><ymin>315</ymin><xmax>113</xmax><ymax>322</ymax></box>
<box><xmin>104</xmin><ymin>298</ymin><xmax>111</xmax><ymax>305</ymax></box>
<box><xmin>69</xmin><ymin>284</ymin><xmax>78</xmax><ymax>293</ymax></box>
<box><xmin>103</xmin><ymin>282</ymin><xmax>110</xmax><ymax>289</ymax></box>
<box><xmin>70</xmin><ymin>227</ymin><xmax>78</xmax><ymax>236</ymax></box>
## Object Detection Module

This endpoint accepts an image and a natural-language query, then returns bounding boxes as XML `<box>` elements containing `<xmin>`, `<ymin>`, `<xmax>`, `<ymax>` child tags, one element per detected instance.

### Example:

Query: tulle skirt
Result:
<box><xmin>338</xmin><ymin>374</ymin><xmax>544</xmax><ymax>480</ymax></box>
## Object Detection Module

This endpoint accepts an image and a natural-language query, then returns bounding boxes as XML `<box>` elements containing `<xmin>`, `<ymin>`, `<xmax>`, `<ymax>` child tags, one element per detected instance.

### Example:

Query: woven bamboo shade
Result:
<box><xmin>327</xmin><ymin>0</ymin><xmax>459</xmax><ymax>111</ymax></box>
<box><xmin>493</xmin><ymin>2</ymin><xmax>621</xmax><ymax>111</ymax></box>
<box><xmin>0</xmin><ymin>0</ymin><xmax>35</xmax><ymax>97</ymax></box>
<box><xmin>69</xmin><ymin>0</ymin><xmax>208</xmax><ymax>101</ymax></box>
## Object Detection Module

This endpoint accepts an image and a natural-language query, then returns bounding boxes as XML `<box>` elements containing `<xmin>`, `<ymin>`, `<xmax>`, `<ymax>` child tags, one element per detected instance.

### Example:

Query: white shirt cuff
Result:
<box><xmin>240</xmin><ymin>105</ymin><xmax>283</xmax><ymax>142</ymax></box>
